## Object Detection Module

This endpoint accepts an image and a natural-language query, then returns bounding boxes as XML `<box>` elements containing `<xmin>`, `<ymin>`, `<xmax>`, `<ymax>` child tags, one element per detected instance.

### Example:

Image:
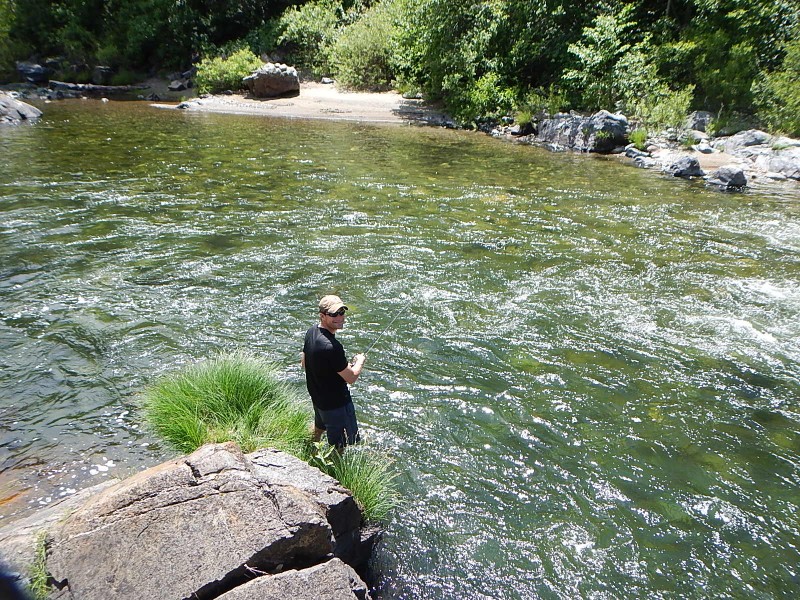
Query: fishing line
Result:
<box><xmin>363</xmin><ymin>310</ymin><xmax>403</xmax><ymax>356</ymax></box>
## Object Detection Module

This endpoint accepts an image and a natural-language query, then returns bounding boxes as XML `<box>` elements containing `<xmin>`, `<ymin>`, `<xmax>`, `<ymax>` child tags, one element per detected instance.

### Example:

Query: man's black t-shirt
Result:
<box><xmin>303</xmin><ymin>325</ymin><xmax>351</xmax><ymax>410</ymax></box>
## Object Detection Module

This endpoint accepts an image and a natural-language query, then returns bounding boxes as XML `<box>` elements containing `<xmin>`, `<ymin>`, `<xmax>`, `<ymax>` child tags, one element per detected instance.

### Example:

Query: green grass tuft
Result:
<box><xmin>317</xmin><ymin>441</ymin><xmax>403</xmax><ymax>523</ymax></box>
<box><xmin>28</xmin><ymin>531</ymin><xmax>50</xmax><ymax>600</ymax></box>
<box><xmin>141</xmin><ymin>351</ymin><xmax>312</xmax><ymax>457</ymax></box>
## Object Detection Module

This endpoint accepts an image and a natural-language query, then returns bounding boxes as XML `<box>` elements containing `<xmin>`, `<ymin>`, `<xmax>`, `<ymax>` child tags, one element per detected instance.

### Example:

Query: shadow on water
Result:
<box><xmin>1</xmin><ymin>99</ymin><xmax>800</xmax><ymax>598</ymax></box>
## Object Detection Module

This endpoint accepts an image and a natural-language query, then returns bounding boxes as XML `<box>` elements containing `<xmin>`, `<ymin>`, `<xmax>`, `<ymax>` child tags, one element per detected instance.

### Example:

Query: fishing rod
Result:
<box><xmin>363</xmin><ymin>310</ymin><xmax>402</xmax><ymax>356</ymax></box>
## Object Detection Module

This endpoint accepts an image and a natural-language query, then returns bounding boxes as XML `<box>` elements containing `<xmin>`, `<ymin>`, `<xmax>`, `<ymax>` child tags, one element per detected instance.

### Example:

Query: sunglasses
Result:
<box><xmin>324</xmin><ymin>309</ymin><xmax>347</xmax><ymax>317</ymax></box>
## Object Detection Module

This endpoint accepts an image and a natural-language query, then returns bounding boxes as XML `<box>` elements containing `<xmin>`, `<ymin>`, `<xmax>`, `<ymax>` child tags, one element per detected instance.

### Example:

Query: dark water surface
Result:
<box><xmin>2</xmin><ymin>100</ymin><xmax>800</xmax><ymax>598</ymax></box>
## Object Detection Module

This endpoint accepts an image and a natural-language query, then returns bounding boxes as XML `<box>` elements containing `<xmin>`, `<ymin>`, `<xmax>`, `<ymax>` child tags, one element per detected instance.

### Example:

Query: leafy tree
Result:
<box><xmin>561</xmin><ymin>5</ymin><xmax>638</xmax><ymax>110</ymax></box>
<box><xmin>330</xmin><ymin>1</ymin><xmax>397</xmax><ymax>90</ymax></box>
<box><xmin>754</xmin><ymin>29</ymin><xmax>800</xmax><ymax>136</ymax></box>
<box><xmin>0</xmin><ymin>0</ymin><xmax>14</xmax><ymax>75</ymax></box>
<box><xmin>277</xmin><ymin>0</ymin><xmax>342</xmax><ymax>76</ymax></box>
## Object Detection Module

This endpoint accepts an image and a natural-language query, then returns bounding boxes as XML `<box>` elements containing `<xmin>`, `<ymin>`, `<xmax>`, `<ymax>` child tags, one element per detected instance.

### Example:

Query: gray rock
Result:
<box><xmin>247</xmin><ymin>448</ymin><xmax>366</xmax><ymax>565</ymax></box>
<box><xmin>754</xmin><ymin>147</ymin><xmax>800</xmax><ymax>180</ymax></box>
<box><xmin>244</xmin><ymin>62</ymin><xmax>299</xmax><ymax>98</ymax></box>
<box><xmin>712</xmin><ymin>129</ymin><xmax>772</xmax><ymax>154</ymax></box>
<box><xmin>535</xmin><ymin>110</ymin><xmax>628</xmax><ymax>153</ymax></box>
<box><xmin>625</xmin><ymin>146</ymin><xmax>649</xmax><ymax>159</ymax></box>
<box><xmin>216</xmin><ymin>558</ymin><xmax>370</xmax><ymax>600</ymax></box>
<box><xmin>692</xmin><ymin>142</ymin><xmax>714</xmax><ymax>154</ymax></box>
<box><xmin>45</xmin><ymin>443</ymin><xmax>337</xmax><ymax>600</ymax></box>
<box><xmin>168</xmin><ymin>79</ymin><xmax>189</xmax><ymax>92</ymax></box>
<box><xmin>91</xmin><ymin>66</ymin><xmax>113</xmax><ymax>85</ymax></box>
<box><xmin>686</xmin><ymin>111</ymin><xmax>714</xmax><ymax>132</ymax></box>
<box><xmin>0</xmin><ymin>92</ymin><xmax>42</xmax><ymax>124</ymax></box>
<box><xmin>706</xmin><ymin>165</ymin><xmax>747</xmax><ymax>189</ymax></box>
<box><xmin>665</xmin><ymin>156</ymin><xmax>704</xmax><ymax>178</ymax></box>
<box><xmin>16</xmin><ymin>62</ymin><xmax>49</xmax><ymax>84</ymax></box>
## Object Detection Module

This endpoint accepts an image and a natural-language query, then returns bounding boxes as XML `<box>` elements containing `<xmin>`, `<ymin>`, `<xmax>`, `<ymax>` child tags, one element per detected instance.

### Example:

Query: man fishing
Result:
<box><xmin>301</xmin><ymin>294</ymin><xmax>366</xmax><ymax>448</ymax></box>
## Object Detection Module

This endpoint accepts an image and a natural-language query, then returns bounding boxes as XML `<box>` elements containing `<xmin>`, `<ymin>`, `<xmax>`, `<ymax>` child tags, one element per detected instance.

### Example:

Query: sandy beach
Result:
<box><xmin>153</xmin><ymin>81</ymin><xmax>450</xmax><ymax>125</ymax></box>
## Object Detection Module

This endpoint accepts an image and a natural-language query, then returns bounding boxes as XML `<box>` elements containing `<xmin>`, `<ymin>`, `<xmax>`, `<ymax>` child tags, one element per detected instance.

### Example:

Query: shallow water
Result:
<box><xmin>2</xmin><ymin>100</ymin><xmax>800</xmax><ymax>598</ymax></box>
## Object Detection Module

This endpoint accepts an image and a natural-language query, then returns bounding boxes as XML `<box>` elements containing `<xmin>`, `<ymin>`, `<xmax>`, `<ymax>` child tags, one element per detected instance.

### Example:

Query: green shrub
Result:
<box><xmin>629</xmin><ymin>84</ymin><xmax>694</xmax><ymax>132</ymax></box>
<box><xmin>518</xmin><ymin>85</ymin><xmax>569</xmax><ymax>117</ymax></box>
<box><xmin>242</xmin><ymin>18</ymin><xmax>283</xmax><ymax>57</ymax></box>
<box><xmin>277</xmin><ymin>0</ymin><xmax>341</xmax><ymax>77</ymax></box>
<box><xmin>448</xmin><ymin>71</ymin><xmax>516</xmax><ymax>125</ymax></box>
<box><xmin>141</xmin><ymin>351</ymin><xmax>312</xmax><ymax>457</ymax></box>
<box><xmin>330</xmin><ymin>2</ymin><xmax>396</xmax><ymax>91</ymax></box>
<box><xmin>754</xmin><ymin>35</ymin><xmax>800</xmax><ymax>137</ymax></box>
<box><xmin>110</xmin><ymin>69</ymin><xmax>144</xmax><ymax>86</ymax></box>
<box><xmin>629</xmin><ymin>128</ymin><xmax>648</xmax><ymax>150</ymax></box>
<box><xmin>195</xmin><ymin>48</ymin><xmax>263</xmax><ymax>94</ymax></box>
<box><xmin>313</xmin><ymin>441</ymin><xmax>403</xmax><ymax>522</ymax></box>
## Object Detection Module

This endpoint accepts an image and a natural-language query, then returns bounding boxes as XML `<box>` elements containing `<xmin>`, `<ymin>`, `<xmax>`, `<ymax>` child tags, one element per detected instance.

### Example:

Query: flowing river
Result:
<box><xmin>2</xmin><ymin>100</ymin><xmax>800</xmax><ymax>598</ymax></box>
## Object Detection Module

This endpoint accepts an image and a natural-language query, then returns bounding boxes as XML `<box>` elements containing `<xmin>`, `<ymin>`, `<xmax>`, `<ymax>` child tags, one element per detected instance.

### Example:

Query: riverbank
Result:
<box><xmin>153</xmin><ymin>81</ymin><xmax>453</xmax><ymax>126</ymax></box>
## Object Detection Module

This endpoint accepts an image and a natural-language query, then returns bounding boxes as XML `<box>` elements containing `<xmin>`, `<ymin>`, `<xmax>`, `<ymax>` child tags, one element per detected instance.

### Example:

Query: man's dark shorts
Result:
<box><xmin>314</xmin><ymin>402</ymin><xmax>360</xmax><ymax>447</ymax></box>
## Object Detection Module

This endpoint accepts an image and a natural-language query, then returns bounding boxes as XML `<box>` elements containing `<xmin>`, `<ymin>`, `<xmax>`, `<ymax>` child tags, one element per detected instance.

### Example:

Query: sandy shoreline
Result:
<box><xmin>153</xmin><ymin>81</ymin><xmax>450</xmax><ymax>125</ymax></box>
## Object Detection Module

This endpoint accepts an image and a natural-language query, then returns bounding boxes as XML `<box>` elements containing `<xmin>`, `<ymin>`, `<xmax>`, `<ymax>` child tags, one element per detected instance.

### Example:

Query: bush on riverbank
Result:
<box><xmin>195</xmin><ymin>49</ymin><xmax>263</xmax><ymax>94</ymax></box>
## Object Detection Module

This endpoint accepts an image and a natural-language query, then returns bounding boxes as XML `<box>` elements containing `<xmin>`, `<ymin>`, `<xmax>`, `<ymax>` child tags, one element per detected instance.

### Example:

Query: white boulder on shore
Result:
<box><xmin>0</xmin><ymin>442</ymin><xmax>376</xmax><ymax>600</ymax></box>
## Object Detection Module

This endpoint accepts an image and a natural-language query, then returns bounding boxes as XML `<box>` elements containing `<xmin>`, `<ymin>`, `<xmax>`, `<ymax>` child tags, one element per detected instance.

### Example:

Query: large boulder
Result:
<box><xmin>686</xmin><ymin>110</ymin><xmax>714</xmax><ymax>132</ymax></box>
<box><xmin>243</xmin><ymin>63</ymin><xmax>300</xmax><ymax>98</ymax></box>
<box><xmin>535</xmin><ymin>110</ymin><xmax>628</xmax><ymax>153</ymax></box>
<box><xmin>0</xmin><ymin>92</ymin><xmax>42</xmax><ymax>125</ymax></box>
<box><xmin>16</xmin><ymin>62</ymin><xmax>49</xmax><ymax>84</ymax></box>
<box><xmin>29</xmin><ymin>442</ymin><xmax>371</xmax><ymax>600</ymax></box>
<box><xmin>664</xmin><ymin>155</ymin><xmax>704</xmax><ymax>178</ymax></box>
<box><xmin>711</xmin><ymin>129</ymin><xmax>772</xmax><ymax>155</ymax></box>
<box><xmin>706</xmin><ymin>164</ymin><xmax>748</xmax><ymax>189</ymax></box>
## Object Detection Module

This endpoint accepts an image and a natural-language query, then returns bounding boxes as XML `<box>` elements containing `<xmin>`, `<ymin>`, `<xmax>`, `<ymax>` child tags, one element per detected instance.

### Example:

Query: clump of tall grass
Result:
<box><xmin>141</xmin><ymin>352</ymin><xmax>312</xmax><ymax>458</ymax></box>
<box><xmin>28</xmin><ymin>531</ymin><xmax>50</xmax><ymax>600</ymax></box>
<box><xmin>310</xmin><ymin>440</ymin><xmax>403</xmax><ymax>523</ymax></box>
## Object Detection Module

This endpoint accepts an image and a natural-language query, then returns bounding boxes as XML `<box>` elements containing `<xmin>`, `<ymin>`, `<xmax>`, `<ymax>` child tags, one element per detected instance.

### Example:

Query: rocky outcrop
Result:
<box><xmin>0</xmin><ymin>92</ymin><xmax>42</xmax><ymax>125</ymax></box>
<box><xmin>243</xmin><ymin>63</ymin><xmax>300</xmax><ymax>98</ymax></box>
<box><xmin>534</xmin><ymin>110</ymin><xmax>628</xmax><ymax>153</ymax></box>
<box><xmin>711</xmin><ymin>130</ymin><xmax>800</xmax><ymax>180</ymax></box>
<box><xmin>0</xmin><ymin>443</ymin><xmax>374</xmax><ymax>600</ymax></box>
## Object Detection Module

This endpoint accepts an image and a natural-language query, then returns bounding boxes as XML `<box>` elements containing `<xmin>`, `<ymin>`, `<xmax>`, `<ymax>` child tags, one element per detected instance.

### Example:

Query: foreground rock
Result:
<box><xmin>243</xmin><ymin>63</ymin><xmax>300</xmax><ymax>98</ymax></box>
<box><xmin>0</xmin><ymin>442</ymin><xmax>374</xmax><ymax>600</ymax></box>
<box><xmin>0</xmin><ymin>92</ymin><xmax>42</xmax><ymax>124</ymax></box>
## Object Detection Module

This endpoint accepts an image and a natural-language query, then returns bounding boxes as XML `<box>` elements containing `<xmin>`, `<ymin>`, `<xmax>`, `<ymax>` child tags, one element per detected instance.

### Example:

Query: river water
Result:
<box><xmin>2</xmin><ymin>100</ymin><xmax>799</xmax><ymax>598</ymax></box>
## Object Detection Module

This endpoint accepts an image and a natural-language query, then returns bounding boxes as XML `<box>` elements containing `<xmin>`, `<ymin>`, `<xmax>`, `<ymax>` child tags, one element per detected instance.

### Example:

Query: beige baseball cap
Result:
<box><xmin>319</xmin><ymin>295</ymin><xmax>348</xmax><ymax>313</ymax></box>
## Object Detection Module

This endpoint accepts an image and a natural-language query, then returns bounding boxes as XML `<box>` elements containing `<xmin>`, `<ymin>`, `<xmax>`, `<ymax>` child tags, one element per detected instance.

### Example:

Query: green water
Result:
<box><xmin>2</xmin><ymin>100</ymin><xmax>800</xmax><ymax>598</ymax></box>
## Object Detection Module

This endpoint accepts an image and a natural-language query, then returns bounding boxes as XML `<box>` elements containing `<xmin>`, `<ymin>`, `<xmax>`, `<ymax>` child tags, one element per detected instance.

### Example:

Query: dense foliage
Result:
<box><xmin>3</xmin><ymin>0</ymin><xmax>799</xmax><ymax>133</ymax></box>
